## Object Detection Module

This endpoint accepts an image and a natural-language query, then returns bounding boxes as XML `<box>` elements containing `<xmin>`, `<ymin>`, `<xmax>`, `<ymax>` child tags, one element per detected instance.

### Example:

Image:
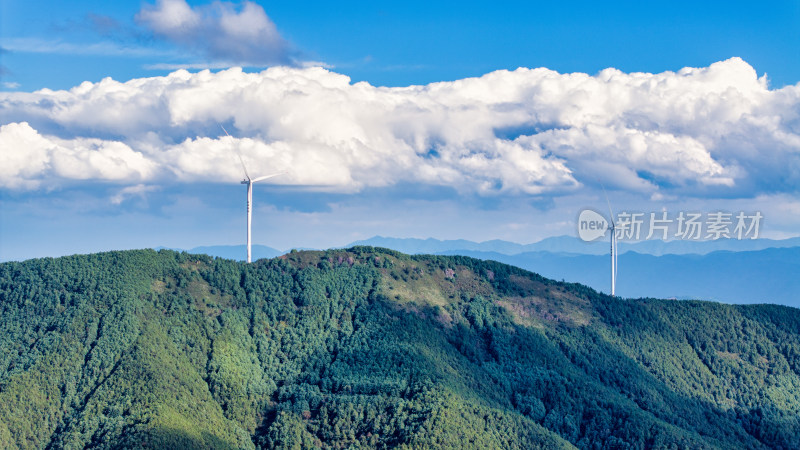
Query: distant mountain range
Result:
<box><xmin>348</xmin><ymin>235</ymin><xmax>800</xmax><ymax>256</ymax></box>
<box><xmin>437</xmin><ymin>247</ymin><xmax>800</xmax><ymax>306</ymax></box>
<box><xmin>169</xmin><ymin>235</ymin><xmax>800</xmax><ymax>307</ymax></box>
<box><xmin>177</xmin><ymin>235</ymin><xmax>800</xmax><ymax>261</ymax></box>
<box><xmin>187</xmin><ymin>245</ymin><xmax>284</xmax><ymax>261</ymax></box>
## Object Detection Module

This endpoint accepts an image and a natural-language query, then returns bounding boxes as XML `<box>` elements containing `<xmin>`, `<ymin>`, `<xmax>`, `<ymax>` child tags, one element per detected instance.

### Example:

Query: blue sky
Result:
<box><xmin>3</xmin><ymin>1</ymin><xmax>800</xmax><ymax>90</ymax></box>
<box><xmin>1</xmin><ymin>0</ymin><xmax>800</xmax><ymax>261</ymax></box>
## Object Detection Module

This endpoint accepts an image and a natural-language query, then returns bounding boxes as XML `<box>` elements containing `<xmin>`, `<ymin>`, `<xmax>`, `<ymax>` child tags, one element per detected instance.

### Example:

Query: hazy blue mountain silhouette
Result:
<box><xmin>348</xmin><ymin>235</ymin><xmax>800</xmax><ymax>256</ymax></box>
<box><xmin>187</xmin><ymin>245</ymin><xmax>283</xmax><ymax>261</ymax></box>
<box><xmin>436</xmin><ymin>247</ymin><xmax>800</xmax><ymax>307</ymax></box>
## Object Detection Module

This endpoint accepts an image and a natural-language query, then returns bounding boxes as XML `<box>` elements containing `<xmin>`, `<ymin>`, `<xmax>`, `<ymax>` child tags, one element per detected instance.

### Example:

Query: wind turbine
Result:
<box><xmin>601</xmin><ymin>185</ymin><xmax>618</xmax><ymax>296</ymax></box>
<box><xmin>221</xmin><ymin>126</ymin><xmax>283</xmax><ymax>263</ymax></box>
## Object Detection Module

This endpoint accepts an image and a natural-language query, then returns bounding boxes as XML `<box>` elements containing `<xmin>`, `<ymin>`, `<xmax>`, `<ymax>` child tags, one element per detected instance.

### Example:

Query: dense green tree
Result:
<box><xmin>0</xmin><ymin>248</ymin><xmax>798</xmax><ymax>448</ymax></box>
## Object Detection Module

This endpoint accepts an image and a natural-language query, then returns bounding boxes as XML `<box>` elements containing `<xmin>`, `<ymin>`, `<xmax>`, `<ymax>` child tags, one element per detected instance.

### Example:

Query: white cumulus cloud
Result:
<box><xmin>110</xmin><ymin>184</ymin><xmax>159</xmax><ymax>205</ymax></box>
<box><xmin>0</xmin><ymin>58</ymin><xmax>798</xmax><ymax>199</ymax></box>
<box><xmin>0</xmin><ymin>122</ymin><xmax>157</xmax><ymax>189</ymax></box>
<box><xmin>136</xmin><ymin>0</ymin><xmax>290</xmax><ymax>66</ymax></box>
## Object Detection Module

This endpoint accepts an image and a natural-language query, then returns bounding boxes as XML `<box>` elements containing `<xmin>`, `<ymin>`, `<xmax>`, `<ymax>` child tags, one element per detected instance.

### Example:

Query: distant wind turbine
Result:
<box><xmin>221</xmin><ymin>126</ymin><xmax>283</xmax><ymax>263</ymax></box>
<box><xmin>601</xmin><ymin>185</ymin><xmax>618</xmax><ymax>296</ymax></box>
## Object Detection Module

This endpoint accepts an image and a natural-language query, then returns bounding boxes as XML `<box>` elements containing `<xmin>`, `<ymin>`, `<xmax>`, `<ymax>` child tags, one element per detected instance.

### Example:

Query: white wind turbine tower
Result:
<box><xmin>602</xmin><ymin>186</ymin><xmax>618</xmax><ymax>296</ymax></box>
<box><xmin>221</xmin><ymin>126</ymin><xmax>283</xmax><ymax>263</ymax></box>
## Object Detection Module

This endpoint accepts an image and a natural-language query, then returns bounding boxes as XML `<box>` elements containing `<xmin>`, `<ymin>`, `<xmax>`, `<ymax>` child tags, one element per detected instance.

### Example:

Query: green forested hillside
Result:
<box><xmin>0</xmin><ymin>248</ymin><xmax>798</xmax><ymax>449</ymax></box>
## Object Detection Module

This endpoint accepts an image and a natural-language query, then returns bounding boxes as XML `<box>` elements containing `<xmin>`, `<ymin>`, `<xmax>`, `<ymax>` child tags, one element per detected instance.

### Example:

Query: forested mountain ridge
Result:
<box><xmin>1</xmin><ymin>248</ymin><xmax>799</xmax><ymax>449</ymax></box>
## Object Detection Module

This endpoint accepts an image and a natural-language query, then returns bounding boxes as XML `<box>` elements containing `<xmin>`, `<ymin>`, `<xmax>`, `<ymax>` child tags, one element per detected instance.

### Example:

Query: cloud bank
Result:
<box><xmin>1</xmin><ymin>58</ymin><xmax>799</xmax><ymax>198</ymax></box>
<box><xmin>136</xmin><ymin>0</ymin><xmax>291</xmax><ymax>66</ymax></box>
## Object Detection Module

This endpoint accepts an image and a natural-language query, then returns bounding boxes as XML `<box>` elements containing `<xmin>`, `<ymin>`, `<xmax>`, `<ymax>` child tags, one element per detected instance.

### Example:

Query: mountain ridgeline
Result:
<box><xmin>1</xmin><ymin>248</ymin><xmax>799</xmax><ymax>449</ymax></box>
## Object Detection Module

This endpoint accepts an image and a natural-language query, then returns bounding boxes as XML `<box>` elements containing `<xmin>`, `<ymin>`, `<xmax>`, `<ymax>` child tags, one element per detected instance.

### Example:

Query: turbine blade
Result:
<box><xmin>600</xmin><ymin>183</ymin><xmax>616</xmax><ymax>226</ymax></box>
<box><xmin>250</xmin><ymin>172</ymin><xmax>285</xmax><ymax>183</ymax></box>
<box><xmin>221</xmin><ymin>125</ymin><xmax>250</xmax><ymax>181</ymax></box>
